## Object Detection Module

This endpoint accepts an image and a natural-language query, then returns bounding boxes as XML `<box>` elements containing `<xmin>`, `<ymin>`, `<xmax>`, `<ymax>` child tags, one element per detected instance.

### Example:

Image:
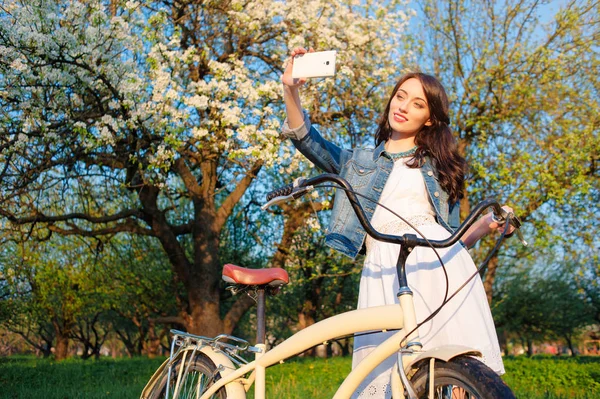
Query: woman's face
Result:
<box><xmin>387</xmin><ymin>78</ymin><xmax>432</xmax><ymax>138</ymax></box>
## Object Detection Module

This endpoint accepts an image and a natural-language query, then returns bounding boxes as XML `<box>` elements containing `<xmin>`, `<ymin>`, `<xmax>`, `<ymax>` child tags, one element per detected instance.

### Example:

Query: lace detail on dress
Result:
<box><xmin>353</xmin><ymin>381</ymin><xmax>392</xmax><ymax>398</ymax></box>
<box><xmin>479</xmin><ymin>344</ymin><xmax>506</xmax><ymax>375</ymax></box>
<box><xmin>365</xmin><ymin>214</ymin><xmax>437</xmax><ymax>252</ymax></box>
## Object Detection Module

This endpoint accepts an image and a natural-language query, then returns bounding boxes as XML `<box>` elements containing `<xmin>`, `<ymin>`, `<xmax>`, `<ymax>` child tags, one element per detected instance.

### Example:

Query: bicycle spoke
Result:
<box><xmin>435</xmin><ymin>384</ymin><xmax>475</xmax><ymax>399</ymax></box>
<box><xmin>153</xmin><ymin>359</ymin><xmax>222</xmax><ymax>399</ymax></box>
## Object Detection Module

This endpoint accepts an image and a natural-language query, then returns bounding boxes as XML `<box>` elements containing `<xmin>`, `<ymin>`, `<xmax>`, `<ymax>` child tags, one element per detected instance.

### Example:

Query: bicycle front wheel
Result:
<box><xmin>410</xmin><ymin>355</ymin><xmax>515</xmax><ymax>399</ymax></box>
<box><xmin>147</xmin><ymin>352</ymin><xmax>226</xmax><ymax>399</ymax></box>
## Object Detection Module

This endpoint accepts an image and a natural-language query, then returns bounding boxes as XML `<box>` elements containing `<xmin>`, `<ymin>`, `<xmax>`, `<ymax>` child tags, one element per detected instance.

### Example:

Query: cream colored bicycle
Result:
<box><xmin>141</xmin><ymin>173</ymin><xmax>525</xmax><ymax>399</ymax></box>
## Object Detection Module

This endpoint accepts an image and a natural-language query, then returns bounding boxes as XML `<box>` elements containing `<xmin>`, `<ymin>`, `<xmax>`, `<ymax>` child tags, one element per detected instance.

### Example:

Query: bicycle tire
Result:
<box><xmin>410</xmin><ymin>355</ymin><xmax>515</xmax><ymax>399</ymax></box>
<box><xmin>146</xmin><ymin>352</ymin><xmax>226</xmax><ymax>399</ymax></box>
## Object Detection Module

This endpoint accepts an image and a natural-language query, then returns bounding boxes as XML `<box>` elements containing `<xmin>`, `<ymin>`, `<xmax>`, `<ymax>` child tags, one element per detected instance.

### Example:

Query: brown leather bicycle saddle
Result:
<box><xmin>222</xmin><ymin>264</ymin><xmax>289</xmax><ymax>287</ymax></box>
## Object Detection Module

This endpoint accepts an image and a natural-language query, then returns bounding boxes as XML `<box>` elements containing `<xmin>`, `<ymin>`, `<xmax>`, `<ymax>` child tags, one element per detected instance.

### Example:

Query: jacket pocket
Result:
<box><xmin>343</xmin><ymin>160</ymin><xmax>376</xmax><ymax>189</ymax></box>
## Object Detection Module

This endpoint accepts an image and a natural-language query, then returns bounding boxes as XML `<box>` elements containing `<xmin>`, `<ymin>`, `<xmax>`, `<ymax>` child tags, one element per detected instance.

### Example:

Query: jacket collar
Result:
<box><xmin>373</xmin><ymin>142</ymin><xmax>435</xmax><ymax>170</ymax></box>
<box><xmin>373</xmin><ymin>140</ymin><xmax>387</xmax><ymax>161</ymax></box>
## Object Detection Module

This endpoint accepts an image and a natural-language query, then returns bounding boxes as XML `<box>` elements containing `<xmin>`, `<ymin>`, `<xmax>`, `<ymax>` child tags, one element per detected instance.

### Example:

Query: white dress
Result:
<box><xmin>351</xmin><ymin>158</ymin><xmax>505</xmax><ymax>399</ymax></box>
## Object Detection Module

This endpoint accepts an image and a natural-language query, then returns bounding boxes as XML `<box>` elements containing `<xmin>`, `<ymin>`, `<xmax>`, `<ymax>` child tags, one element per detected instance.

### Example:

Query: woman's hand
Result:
<box><xmin>486</xmin><ymin>205</ymin><xmax>517</xmax><ymax>235</ymax></box>
<box><xmin>462</xmin><ymin>205</ymin><xmax>516</xmax><ymax>248</ymax></box>
<box><xmin>282</xmin><ymin>47</ymin><xmax>313</xmax><ymax>89</ymax></box>
<box><xmin>281</xmin><ymin>47</ymin><xmax>314</xmax><ymax>129</ymax></box>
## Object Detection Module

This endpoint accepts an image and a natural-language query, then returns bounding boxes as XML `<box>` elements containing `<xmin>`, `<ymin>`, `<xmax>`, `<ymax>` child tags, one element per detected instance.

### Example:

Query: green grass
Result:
<box><xmin>1</xmin><ymin>354</ymin><xmax>599</xmax><ymax>398</ymax></box>
<box><xmin>502</xmin><ymin>355</ymin><xmax>600</xmax><ymax>398</ymax></box>
<box><xmin>0</xmin><ymin>355</ymin><xmax>165</xmax><ymax>399</ymax></box>
<box><xmin>248</xmin><ymin>356</ymin><xmax>350</xmax><ymax>399</ymax></box>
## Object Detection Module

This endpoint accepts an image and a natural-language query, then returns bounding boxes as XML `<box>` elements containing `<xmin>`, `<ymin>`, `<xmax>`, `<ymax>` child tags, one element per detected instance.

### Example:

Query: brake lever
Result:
<box><xmin>491</xmin><ymin>210</ymin><xmax>527</xmax><ymax>247</ymax></box>
<box><xmin>514</xmin><ymin>229</ymin><xmax>528</xmax><ymax>247</ymax></box>
<box><xmin>261</xmin><ymin>194</ymin><xmax>295</xmax><ymax>210</ymax></box>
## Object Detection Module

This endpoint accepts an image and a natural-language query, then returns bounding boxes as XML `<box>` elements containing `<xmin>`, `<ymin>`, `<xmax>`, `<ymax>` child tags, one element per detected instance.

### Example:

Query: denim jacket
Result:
<box><xmin>281</xmin><ymin>112</ymin><xmax>460</xmax><ymax>259</ymax></box>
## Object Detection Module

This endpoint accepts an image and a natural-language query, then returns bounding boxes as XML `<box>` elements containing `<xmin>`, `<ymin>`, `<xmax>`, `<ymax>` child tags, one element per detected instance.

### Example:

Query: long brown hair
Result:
<box><xmin>375</xmin><ymin>72</ymin><xmax>466</xmax><ymax>203</ymax></box>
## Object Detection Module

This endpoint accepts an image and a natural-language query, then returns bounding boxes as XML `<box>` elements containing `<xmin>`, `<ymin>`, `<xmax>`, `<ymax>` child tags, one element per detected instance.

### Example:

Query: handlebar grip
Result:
<box><xmin>266</xmin><ymin>183</ymin><xmax>294</xmax><ymax>201</ymax></box>
<box><xmin>266</xmin><ymin>178</ymin><xmax>308</xmax><ymax>201</ymax></box>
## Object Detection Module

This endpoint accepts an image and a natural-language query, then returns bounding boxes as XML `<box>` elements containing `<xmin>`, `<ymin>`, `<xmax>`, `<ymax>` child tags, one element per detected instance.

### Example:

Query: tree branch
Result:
<box><xmin>151</xmin><ymin>315</ymin><xmax>186</xmax><ymax>326</ymax></box>
<box><xmin>138</xmin><ymin>185</ymin><xmax>192</xmax><ymax>284</ymax></box>
<box><xmin>0</xmin><ymin>207</ymin><xmax>144</xmax><ymax>225</ymax></box>
<box><xmin>214</xmin><ymin>160</ymin><xmax>263</xmax><ymax>231</ymax></box>
<box><xmin>47</xmin><ymin>221</ymin><xmax>153</xmax><ymax>237</ymax></box>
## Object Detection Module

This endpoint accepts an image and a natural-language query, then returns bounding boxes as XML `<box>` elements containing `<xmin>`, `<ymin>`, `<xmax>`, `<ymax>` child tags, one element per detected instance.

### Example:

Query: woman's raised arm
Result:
<box><xmin>282</xmin><ymin>47</ymin><xmax>312</xmax><ymax>129</ymax></box>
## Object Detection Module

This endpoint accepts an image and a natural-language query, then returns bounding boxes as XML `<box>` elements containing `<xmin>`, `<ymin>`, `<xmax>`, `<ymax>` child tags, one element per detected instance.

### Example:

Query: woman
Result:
<box><xmin>281</xmin><ymin>48</ymin><xmax>511</xmax><ymax>398</ymax></box>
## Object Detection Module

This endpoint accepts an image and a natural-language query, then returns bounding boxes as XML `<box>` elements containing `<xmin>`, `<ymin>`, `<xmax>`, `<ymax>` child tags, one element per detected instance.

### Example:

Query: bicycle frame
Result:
<box><xmin>194</xmin><ymin>301</ymin><xmax>480</xmax><ymax>399</ymax></box>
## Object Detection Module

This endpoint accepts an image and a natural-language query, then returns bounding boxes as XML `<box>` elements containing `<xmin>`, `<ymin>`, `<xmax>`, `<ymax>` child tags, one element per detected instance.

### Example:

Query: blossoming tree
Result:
<box><xmin>0</xmin><ymin>0</ymin><xmax>414</xmax><ymax>336</ymax></box>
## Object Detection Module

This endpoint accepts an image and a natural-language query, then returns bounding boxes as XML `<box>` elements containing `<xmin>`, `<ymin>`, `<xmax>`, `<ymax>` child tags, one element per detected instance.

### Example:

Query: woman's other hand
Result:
<box><xmin>282</xmin><ymin>47</ymin><xmax>313</xmax><ymax>89</ymax></box>
<box><xmin>462</xmin><ymin>205</ymin><xmax>516</xmax><ymax>248</ymax></box>
<box><xmin>486</xmin><ymin>205</ymin><xmax>517</xmax><ymax>235</ymax></box>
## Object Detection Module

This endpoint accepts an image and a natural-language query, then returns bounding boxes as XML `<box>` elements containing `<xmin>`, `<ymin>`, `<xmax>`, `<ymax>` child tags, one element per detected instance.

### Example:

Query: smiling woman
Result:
<box><xmin>279</xmin><ymin>48</ymin><xmax>515</xmax><ymax>398</ymax></box>
<box><xmin>386</xmin><ymin>79</ymin><xmax>432</xmax><ymax>141</ymax></box>
<box><xmin>374</xmin><ymin>73</ymin><xmax>465</xmax><ymax>208</ymax></box>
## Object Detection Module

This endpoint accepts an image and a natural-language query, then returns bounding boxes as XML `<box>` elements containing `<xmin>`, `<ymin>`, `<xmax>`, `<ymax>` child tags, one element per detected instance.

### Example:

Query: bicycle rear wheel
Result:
<box><xmin>146</xmin><ymin>351</ymin><xmax>226</xmax><ymax>399</ymax></box>
<box><xmin>410</xmin><ymin>355</ymin><xmax>515</xmax><ymax>399</ymax></box>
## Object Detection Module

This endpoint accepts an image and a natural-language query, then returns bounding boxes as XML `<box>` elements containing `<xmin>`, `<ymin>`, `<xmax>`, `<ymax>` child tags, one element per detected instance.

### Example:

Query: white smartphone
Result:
<box><xmin>292</xmin><ymin>50</ymin><xmax>337</xmax><ymax>79</ymax></box>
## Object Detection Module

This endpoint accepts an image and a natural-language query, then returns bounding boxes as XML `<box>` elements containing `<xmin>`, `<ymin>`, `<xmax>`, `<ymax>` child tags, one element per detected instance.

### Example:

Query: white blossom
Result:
<box><xmin>306</xmin><ymin>216</ymin><xmax>321</xmax><ymax>232</ymax></box>
<box><xmin>9</xmin><ymin>58</ymin><xmax>26</xmax><ymax>72</ymax></box>
<box><xmin>0</xmin><ymin>0</ymin><xmax>415</xmax><ymax>199</ymax></box>
<box><xmin>192</xmin><ymin>127</ymin><xmax>209</xmax><ymax>139</ymax></box>
<box><xmin>187</xmin><ymin>95</ymin><xmax>209</xmax><ymax>110</ymax></box>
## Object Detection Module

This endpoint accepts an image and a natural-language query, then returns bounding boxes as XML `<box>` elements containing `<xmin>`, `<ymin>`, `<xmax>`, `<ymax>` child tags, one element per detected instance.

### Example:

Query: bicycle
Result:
<box><xmin>141</xmin><ymin>173</ymin><xmax>525</xmax><ymax>399</ymax></box>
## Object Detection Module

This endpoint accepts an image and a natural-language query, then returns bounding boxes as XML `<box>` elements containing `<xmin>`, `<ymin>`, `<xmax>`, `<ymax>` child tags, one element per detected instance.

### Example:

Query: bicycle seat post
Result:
<box><xmin>256</xmin><ymin>287</ymin><xmax>266</xmax><ymax>345</ymax></box>
<box><xmin>255</xmin><ymin>286</ymin><xmax>267</xmax><ymax>399</ymax></box>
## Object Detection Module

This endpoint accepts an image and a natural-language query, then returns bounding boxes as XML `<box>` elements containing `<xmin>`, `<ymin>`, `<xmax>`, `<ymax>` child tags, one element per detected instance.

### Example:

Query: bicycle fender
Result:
<box><xmin>199</xmin><ymin>347</ymin><xmax>246</xmax><ymax>399</ymax></box>
<box><xmin>405</xmin><ymin>345</ymin><xmax>482</xmax><ymax>369</ymax></box>
<box><xmin>140</xmin><ymin>357</ymin><xmax>170</xmax><ymax>399</ymax></box>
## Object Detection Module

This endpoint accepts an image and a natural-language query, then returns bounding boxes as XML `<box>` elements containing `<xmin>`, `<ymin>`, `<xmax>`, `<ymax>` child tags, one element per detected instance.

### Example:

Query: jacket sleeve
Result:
<box><xmin>281</xmin><ymin>111</ymin><xmax>346</xmax><ymax>174</ymax></box>
<box><xmin>448</xmin><ymin>200</ymin><xmax>461</xmax><ymax>231</ymax></box>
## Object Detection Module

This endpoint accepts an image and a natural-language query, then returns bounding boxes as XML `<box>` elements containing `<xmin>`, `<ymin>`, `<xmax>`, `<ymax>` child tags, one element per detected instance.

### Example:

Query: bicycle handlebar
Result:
<box><xmin>263</xmin><ymin>173</ymin><xmax>527</xmax><ymax>248</ymax></box>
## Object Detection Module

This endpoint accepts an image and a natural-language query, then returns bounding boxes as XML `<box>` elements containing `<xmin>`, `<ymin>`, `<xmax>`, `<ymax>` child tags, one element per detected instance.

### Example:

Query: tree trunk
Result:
<box><xmin>326</xmin><ymin>342</ymin><xmax>333</xmax><ymax>358</ymax></box>
<box><xmin>527</xmin><ymin>338</ymin><xmax>533</xmax><ymax>357</ymax></box>
<box><xmin>482</xmin><ymin>255</ymin><xmax>499</xmax><ymax>305</ymax></box>
<box><xmin>186</xmin><ymin>229</ymin><xmax>224</xmax><ymax>336</ymax></box>
<box><xmin>114</xmin><ymin>328</ymin><xmax>138</xmax><ymax>357</ymax></box>
<box><xmin>144</xmin><ymin>319</ymin><xmax>161</xmax><ymax>357</ymax></box>
<box><xmin>498</xmin><ymin>329</ymin><xmax>508</xmax><ymax>356</ymax></box>
<box><xmin>51</xmin><ymin>318</ymin><xmax>71</xmax><ymax>360</ymax></box>
<box><xmin>297</xmin><ymin>306</ymin><xmax>316</xmax><ymax>330</ymax></box>
<box><xmin>54</xmin><ymin>332</ymin><xmax>70</xmax><ymax>360</ymax></box>
<box><xmin>297</xmin><ymin>309</ymin><xmax>317</xmax><ymax>356</ymax></box>
<box><xmin>565</xmin><ymin>335</ymin><xmax>577</xmax><ymax>357</ymax></box>
<box><xmin>41</xmin><ymin>343</ymin><xmax>52</xmax><ymax>358</ymax></box>
<box><xmin>110</xmin><ymin>339</ymin><xmax>119</xmax><ymax>359</ymax></box>
<box><xmin>340</xmin><ymin>339</ymin><xmax>351</xmax><ymax>357</ymax></box>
